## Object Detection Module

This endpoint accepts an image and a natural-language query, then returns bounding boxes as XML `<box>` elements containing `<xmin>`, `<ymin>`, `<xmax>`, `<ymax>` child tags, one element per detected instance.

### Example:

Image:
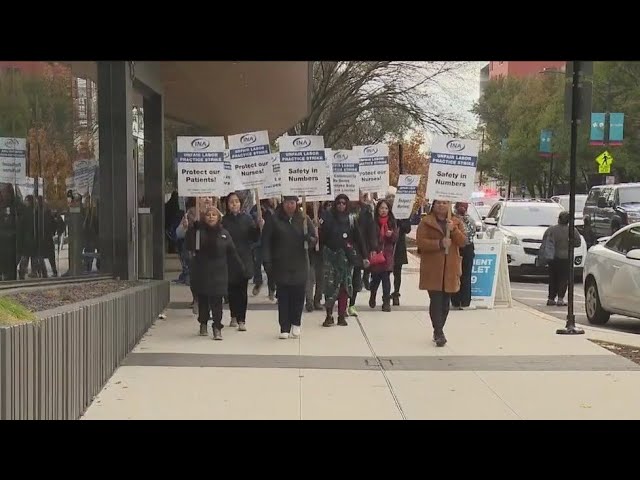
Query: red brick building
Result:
<box><xmin>489</xmin><ymin>61</ymin><xmax>565</xmax><ymax>79</ymax></box>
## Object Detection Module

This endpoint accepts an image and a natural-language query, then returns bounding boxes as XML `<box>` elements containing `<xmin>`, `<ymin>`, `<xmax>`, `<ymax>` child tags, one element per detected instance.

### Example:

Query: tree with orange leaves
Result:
<box><xmin>388</xmin><ymin>133</ymin><xmax>430</xmax><ymax>212</ymax></box>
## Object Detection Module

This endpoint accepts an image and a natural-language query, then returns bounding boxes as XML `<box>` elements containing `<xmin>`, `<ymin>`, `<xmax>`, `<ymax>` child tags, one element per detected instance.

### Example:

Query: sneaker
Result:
<box><xmin>252</xmin><ymin>284</ymin><xmax>262</xmax><ymax>296</ymax></box>
<box><xmin>279</xmin><ymin>332</ymin><xmax>290</xmax><ymax>339</ymax></box>
<box><xmin>291</xmin><ymin>325</ymin><xmax>301</xmax><ymax>338</ymax></box>
<box><xmin>546</xmin><ymin>299</ymin><xmax>557</xmax><ymax>306</ymax></box>
<box><xmin>348</xmin><ymin>306</ymin><xmax>358</xmax><ymax>317</ymax></box>
<box><xmin>461</xmin><ymin>305</ymin><xmax>477</xmax><ymax>311</ymax></box>
<box><xmin>237</xmin><ymin>322</ymin><xmax>247</xmax><ymax>332</ymax></box>
<box><xmin>337</xmin><ymin>315</ymin><xmax>348</xmax><ymax>326</ymax></box>
<box><xmin>229</xmin><ymin>317</ymin><xmax>239</xmax><ymax>328</ymax></box>
<box><xmin>213</xmin><ymin>327</ymin><xmax>223</xmax><ymax>340</ymax></box>
<box><xmin>199</xmin><ymin>323</ymin><xmax>208</xmax><ymax>336</ymax></box>
<box><xmin>556</xmin><ymin>299</ymin><xmax>567</xmax><ymax>307</ymax></box>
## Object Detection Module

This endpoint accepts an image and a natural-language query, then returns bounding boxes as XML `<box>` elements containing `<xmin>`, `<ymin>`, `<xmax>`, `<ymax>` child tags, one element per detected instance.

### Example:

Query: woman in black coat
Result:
<box><xmin>190</xmin><ymin>205</ymin><xmax>244</xmax><ymax>340</ymax></box>
<box><xmin>222</xmin><ymin>192</ymin><xmax>262</xmax><ymax>331</ymax></box>
<box><xmin>262</xmin><ymin>196</ymin><xmax>317</xmax><ymax>339</ymax></box>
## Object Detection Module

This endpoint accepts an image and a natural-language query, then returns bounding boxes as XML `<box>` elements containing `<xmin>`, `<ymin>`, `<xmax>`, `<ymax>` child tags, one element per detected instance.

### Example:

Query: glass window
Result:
<box><xmin>618</xmin><ymin>187</ymin><xmax>640</xmax><ymax>205</ymax></box>
<box><xmin>0</xmin><ymin>62</ymin><xmax>102</xmax><ymax>282</ymax></box>
<box><xmin>586</xmin><ymin>188</ymin><xmax>601</xmax><ymax>206</ymax></box>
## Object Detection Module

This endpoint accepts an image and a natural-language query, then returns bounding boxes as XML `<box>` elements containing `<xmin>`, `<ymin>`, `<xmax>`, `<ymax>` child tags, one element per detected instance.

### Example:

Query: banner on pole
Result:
<box><xmin>228</xmin><ymin>130</ymin><xmax>272</xmax><ymax>190</ymax></box>
<box><xmin>279</xmin><ymin>136</ymin><xmax>328</xmax><ymax>197</ymax></box>
<box><xmin>258</xmin><ymin>153</ymin><xmax>282</xmax><ymax>199</ymax></box>
<box><xmin>356</xmin><ymin>144</ymin><xmax>389</xmax><ymax>194</ymax></box>
<box><xmin>177</xmin><ymin>136</ymin><xmax>226</xmax><ymax>197</ymax></box>
<box><xmin>426</xmin><ymin>136</ymin><xmax>479</xmax><ymax>203</ymax></box>
<box><xmin>393</xmin><ymin>174</ymin><xmax>421</xmax><ymax>220</ymax></box>
<box><xmin>331</xmin><ymin>149</ymin><xmax>359</xmax><ymax>199</ymax></box>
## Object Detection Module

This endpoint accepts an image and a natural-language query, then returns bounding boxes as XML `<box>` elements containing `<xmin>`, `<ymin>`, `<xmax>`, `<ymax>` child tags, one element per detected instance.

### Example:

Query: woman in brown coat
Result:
<box><xmin>416</xmin><ymin>200</ymin><xmax>467</xmax><ymax>346</ymax></box>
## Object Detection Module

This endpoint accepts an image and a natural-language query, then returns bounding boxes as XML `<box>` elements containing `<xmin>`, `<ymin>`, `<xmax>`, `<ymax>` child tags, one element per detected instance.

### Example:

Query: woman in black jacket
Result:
<box><xmin>319</xmin><ymin>194</ymin><xmax>368</xmax><ymax>327</ymax></box>
<box><xmin>262</xmin><ymin>196</ymin><xmax>317</xmax><ymax>339</ymax></box>
<box><xmin>222</xmin><ymin>192</ymin><xmax>263</xmax><ymax>331</ymax></box>
<box><xmin>190</xmin><ymin>205</ymin><xmax>244</xmax><ymax>340</ymax></box>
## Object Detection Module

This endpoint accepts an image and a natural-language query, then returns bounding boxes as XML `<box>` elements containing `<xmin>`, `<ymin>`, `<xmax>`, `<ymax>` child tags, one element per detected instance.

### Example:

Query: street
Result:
<box><xmin>510</xmin><ymin>278</ymin><xmax>640</xmax><ymax>335</ymax></box>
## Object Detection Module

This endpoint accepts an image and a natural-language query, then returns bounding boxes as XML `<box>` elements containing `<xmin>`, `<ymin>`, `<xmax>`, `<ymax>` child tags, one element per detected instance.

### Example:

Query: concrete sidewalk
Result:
<box><xmin>82</xmin><ymin>266</ymin><xmax>640</xmax><ymax>420</ymax></box>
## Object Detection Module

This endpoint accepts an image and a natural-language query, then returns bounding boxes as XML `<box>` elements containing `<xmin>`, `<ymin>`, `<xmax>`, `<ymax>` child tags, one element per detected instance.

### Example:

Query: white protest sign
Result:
<box><xmin>72</xmin><ymin>158</ymin><xmax>98</xmax><ymax>195</ymax></box>
<box><xmin>356</xmin><ymin>144</ymin><xmax>389</xmax><ymax>194</ymax></box>
<box><xmin>279</xmin><ymin>136</ymin><xmax>328</xmax><ymax>197</ymax></box>
<box><xmin>393</xmin><ymin>174</ymin><xmax>421</xmax><ymax>220</ymax></box>
<box><xmin>223</xmin><ymin>150</ymin><xmax>233</xmax><ymax>195</ymax></box>
<box><xmin>177</xmin><ymin>136</ymin><xmax>226</xmax><ymax>197</ymax></box>
<box><xmin>306</xmin><ymin>149</ymin><xmax>334</xmax><ymax>202</ymax></box>
<box><xmin>470</xmin><ymin>237</ymin><xmax>504</xmax><ymax>309</ymax></box>
<box><xmin>228</xmin><ymin>130</ymin><xmax>272</xmax><ymax>190</ymax></box>
<box><xmin>15</xmin><ymin>177</ymin><xmax>43</xmax><ymax>199</ymax></box>
<box><xmin>0</xmin><ymin>137</ymin><xmax>27</xmax><ymax>183</ymax></box>
<box><xmin>331</xmin><ymin>149</ymin><xmax>359</xmax><ymax>199</ymax></box>
<box><xmin>426</xmin><ymin>136</ymin><xmax>479</xmax><ymax>202</ymax></box>
<box><xmin>258</xmin><ymin>154</ymin><xmax>282</xmax><ymax>199</ymax></box>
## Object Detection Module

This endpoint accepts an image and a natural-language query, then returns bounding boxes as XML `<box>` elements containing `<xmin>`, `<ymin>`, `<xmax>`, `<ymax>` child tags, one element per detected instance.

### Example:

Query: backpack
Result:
<box><xmin>537</xmin><ymin>229</ymin><xmax>555</xmax><ymax>266</ymax></box>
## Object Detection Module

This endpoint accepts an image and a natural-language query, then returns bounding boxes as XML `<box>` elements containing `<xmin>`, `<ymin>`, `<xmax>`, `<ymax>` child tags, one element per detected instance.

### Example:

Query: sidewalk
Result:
<box><xmin>82</xmin><ymin>266</ymin><xmax>640</xmax><ymax>420</ymax></box>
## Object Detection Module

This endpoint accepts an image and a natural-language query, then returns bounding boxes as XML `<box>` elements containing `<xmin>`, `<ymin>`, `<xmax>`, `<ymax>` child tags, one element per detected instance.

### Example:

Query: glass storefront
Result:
<box><xmin>0</xmin><ymin>61</ymin><xmax>103</xmax><ymax>282</ymax></box>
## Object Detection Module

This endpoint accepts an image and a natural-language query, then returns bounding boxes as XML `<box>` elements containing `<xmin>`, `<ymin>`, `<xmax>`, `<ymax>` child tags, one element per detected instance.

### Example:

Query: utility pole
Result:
<box><xmin>398</xmin><ymin>142</ymin><xmax>404</xmax><ymax>175</ymax></box>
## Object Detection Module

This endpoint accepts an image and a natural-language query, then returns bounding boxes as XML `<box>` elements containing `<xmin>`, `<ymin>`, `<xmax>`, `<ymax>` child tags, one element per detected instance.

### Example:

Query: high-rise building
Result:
<box><xmin>488</xmin><ymin>61</ymin><xmax>566</xmax><ymax>79</ymax></box>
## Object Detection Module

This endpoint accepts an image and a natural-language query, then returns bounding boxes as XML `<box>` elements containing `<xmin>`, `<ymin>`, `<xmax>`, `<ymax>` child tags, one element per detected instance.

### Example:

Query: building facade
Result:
<box><xmin>0</xmin><ymin>61</ymin><xmax>312</xmax><ymax>286</ymax></box>
<box><xmin>488</xmin><ymin>61</ymin><xmax>566</xmax><ymax>79</ymax></box>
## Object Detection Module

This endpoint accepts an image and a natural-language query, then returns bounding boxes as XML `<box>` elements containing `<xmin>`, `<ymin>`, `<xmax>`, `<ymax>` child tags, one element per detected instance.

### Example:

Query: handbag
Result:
<box><xmin>369</xmin><ymin>250</ymin><xmax>386</xmax><ymax>266</ymax></box>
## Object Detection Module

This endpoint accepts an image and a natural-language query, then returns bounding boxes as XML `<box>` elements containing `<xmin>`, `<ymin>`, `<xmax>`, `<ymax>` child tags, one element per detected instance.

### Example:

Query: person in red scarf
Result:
<box><xmin>368</xmin><ymin>199</ymin><xmax>399</xmax><ymax>312</ymax></box>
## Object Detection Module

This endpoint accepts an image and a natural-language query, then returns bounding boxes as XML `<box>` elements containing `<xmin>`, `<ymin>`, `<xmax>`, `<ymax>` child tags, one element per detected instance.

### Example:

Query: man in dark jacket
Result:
<box><xmin>250</xmin><ymin>199</ymin><xmax>276</xmax><ymax>300</ymax></box>
<box><xmin>348</xmin><ymin>196</ymin><xmax>375</xmax><ymax>315</ymax></box>
<box><xmin>306</xmin><ymin>202</ymin><xmax>325</xmax><ymax>312</ymax></box>
<box><xmin>541</xmin><ymin>211</ymin><xmax>582</xmax><ymax>307</ymax></box>
<box><xmin>262</xmin><ymin>196</ymin><xmax>317</xmax><ymax>339</ymax></box>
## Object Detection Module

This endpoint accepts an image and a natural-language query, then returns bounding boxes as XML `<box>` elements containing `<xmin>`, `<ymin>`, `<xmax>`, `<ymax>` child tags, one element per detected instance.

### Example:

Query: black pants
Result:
<box><xmin>428</xmin><ymin>290</ymin><xmax>451</xmax><ymax>334</ymax></box>
<box><xmin>392</xmin><ymin>264</ymin><xmax>403</xmax><ymax>297</ymax></box>
<box><xmin>370</xmin><ymin>271</ymin><xmax>391</xmax><ymax>299</ymax></box>
<box><xmin>197</xmin><ymin>294</ymin><xmax>223</xmax><ymax>328</ymax></box>
<box><xmin>276</xmin><ymin>283</ymin><xmax>306</xmax><ymax>333</ymax></box>
<box><xmin>548</xmin><ymin>258</ymin><xmax>569</xmax><ymax>300</ymax></box>
<box><xmin>452</xmin><ymin>244</ymin><xmax>475</xmax><ymax>308</ymax></box>
<box><xmin>350</xmin><ymin>267</ymin><xmax>362</xmax><ymax>307</ymax></box>
<box><xmin>228</xmin><ymin>280</ymin><xmax>249</xmax><ymax>323</ymax></box>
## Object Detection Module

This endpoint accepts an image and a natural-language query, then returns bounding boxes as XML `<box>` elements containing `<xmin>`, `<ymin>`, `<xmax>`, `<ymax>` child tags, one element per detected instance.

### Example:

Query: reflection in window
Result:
<box><xmin>0</xmin><ymin>62</ymin><xmax>102</xmax><ymax>282</ymax></box>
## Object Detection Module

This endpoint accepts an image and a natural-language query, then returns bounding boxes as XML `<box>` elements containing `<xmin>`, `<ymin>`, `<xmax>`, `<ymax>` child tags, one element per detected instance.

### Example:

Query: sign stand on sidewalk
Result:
<box><xmin>471</xmin><ymin>234</ymin><xmax>512</xmax><ymax>309</ymax></box>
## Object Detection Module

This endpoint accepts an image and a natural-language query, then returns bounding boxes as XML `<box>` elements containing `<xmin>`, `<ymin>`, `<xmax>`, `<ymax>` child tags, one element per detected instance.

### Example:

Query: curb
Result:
<box><xmin>513</xmin><ymin>300</ymin><xmax>640</xmax><ymax>347</ymax></box>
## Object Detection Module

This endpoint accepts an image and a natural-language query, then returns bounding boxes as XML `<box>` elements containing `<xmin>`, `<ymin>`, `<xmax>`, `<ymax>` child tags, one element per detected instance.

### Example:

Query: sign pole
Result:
<box><xmin>557</xmin><ymin>61</ymin><xmax>585</xmax><ymax>336</ymax></box>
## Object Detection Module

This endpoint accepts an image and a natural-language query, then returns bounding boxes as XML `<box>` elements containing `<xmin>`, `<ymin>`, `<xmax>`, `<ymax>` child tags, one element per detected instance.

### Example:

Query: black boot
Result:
<box><xmin>199</xmin><ymin>323</ymin><xmax>208</xmax><ymax>336</ymax></box>
<box><xmin>323</xmin><ymin>313</ymin><xmax>335</xmax><ymax>327</ymax></box>
<box><xmin>392</xmin><ymin>293</ymin><xmax>400</xmax><ymax>307</ymax></box>
<box><xmin>337</xmin><ymin>314</ymin><xmax>348</xmax><ymax>326</ymax></box>
<box><xmin>433</xmin><ymin>330</ymin><xmax>447</xmax><ymax>347</ymax></box>
<box><xmin>369</xmin><ymin>291</ymin><xmax>377</xmax><ymax>309</ymax></box>
<box><xmin>382</xmin><ymin>296</ymin><xmax>391</xmax><ymax>312</ymax></box>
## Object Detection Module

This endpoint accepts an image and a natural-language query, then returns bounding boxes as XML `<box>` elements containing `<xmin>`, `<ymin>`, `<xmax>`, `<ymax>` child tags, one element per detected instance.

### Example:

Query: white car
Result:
<box><xmin>483</xmin><ymin>200</ymin><xmax>587</xmax><ymax>279</ymax></box>
<box><xmin>551</xmin><ymin>194</ymin><xmax>588</xmax><ymax>232</ymax></box>
<box><xmin>583</xmin><ymin>222</ymin><xmax>640</xmax><ymax>324</ymax></box>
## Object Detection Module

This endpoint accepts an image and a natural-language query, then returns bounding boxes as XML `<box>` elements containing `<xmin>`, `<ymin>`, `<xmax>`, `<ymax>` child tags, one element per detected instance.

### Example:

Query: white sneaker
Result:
<box><xmin>461</xmin><ymin>305</ymin><xmax>477</xmax><ymax>311</ymax></box>
<box><xmin>279</xmin><ymin>332</ymin><xmax>290</xmax><ymax>339</ymax></box>
<box><xmin>291</xmin><ymin>325</ymin><xmax>301</xmax><ymax>338</ymax></box>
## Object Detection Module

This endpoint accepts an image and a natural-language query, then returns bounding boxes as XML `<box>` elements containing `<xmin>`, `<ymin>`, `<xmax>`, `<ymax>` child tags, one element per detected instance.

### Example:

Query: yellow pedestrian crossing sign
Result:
<box><xmin>596</xmin><ymin>151</ymin><xmax>614</xmax><ymax>174</ymax></box>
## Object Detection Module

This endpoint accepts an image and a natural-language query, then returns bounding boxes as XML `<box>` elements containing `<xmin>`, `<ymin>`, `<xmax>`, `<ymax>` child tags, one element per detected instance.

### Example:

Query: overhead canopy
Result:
<box><xmin>65</xmin><ymin>61</ymin><xmax>312</xmax><ymax>138</ymax></box>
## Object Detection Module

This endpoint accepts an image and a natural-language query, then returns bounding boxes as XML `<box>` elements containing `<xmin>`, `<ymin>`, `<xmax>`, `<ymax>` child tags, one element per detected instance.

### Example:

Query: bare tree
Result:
<box><xmin>289</xmin><ymin>61</ymin><xmax>471</xmax><ymax>148</ymax></box>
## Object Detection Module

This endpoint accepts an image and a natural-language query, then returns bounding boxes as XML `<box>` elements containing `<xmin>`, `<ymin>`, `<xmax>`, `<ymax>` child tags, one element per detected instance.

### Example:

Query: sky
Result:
<box><xmin>412</xmin><ymin>61</ymin><xmax>487</xmax><ymax>148</ymax></box>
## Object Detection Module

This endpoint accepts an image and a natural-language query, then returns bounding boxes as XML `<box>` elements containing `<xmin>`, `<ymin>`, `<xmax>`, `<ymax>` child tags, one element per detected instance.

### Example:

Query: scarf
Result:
<box><xmin>378</xmin><ymin>215</ymin><xmax>390</xmax><ymax>244</ymax></box>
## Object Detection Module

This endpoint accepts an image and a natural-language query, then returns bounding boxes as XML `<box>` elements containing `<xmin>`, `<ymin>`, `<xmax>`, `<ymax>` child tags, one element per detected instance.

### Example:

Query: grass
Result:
<box><xmin>0</xmin><ymin>296</ymin><xmax>36</xmax><ymax>327</ymax></box>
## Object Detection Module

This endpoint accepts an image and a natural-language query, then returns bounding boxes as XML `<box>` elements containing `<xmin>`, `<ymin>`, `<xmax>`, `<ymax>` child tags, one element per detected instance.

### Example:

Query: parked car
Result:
<box><xmin>551</xmin><ymin>194</ymin><xmax>588</xmax><ymax>235</ymax></box>
<box><xmin>583</xmin><ymin>183</ymin><xmax>640</xmax><ymax>246</ymax></box>
<box><xmin>483</xmin><ymin>200</ymin><xmax>587</xmax><ymax>280</ymax></box>
<box><xmin>583</xmin><ymin>222</ymin><xmax>640</xmax><ymax>324</ymax></box>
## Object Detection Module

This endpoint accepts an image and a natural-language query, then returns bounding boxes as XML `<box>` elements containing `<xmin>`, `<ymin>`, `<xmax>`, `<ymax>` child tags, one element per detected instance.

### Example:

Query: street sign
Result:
<box><xmin>609</xmin><ymin>112</ymin><xmax>624</xmax><ymax>145</ymax></box>
<box><xmin>590</xmin><ymin>113</ymin><xmax>605</xmax><ymax>145</ymax></box>
<box><xmin>606</xmin><ymin>175</ymin><xmax>616</xmax><ymax>185</ymax></box>
<box><xmin>595</xmin><ymin>150</ymin><xmax>614</xmax><ymax>174</ymax></box>
<box><xmin>539</xmin><ymin>129</ymin><xmax>552</xmax><ymax>156</ymax></box>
